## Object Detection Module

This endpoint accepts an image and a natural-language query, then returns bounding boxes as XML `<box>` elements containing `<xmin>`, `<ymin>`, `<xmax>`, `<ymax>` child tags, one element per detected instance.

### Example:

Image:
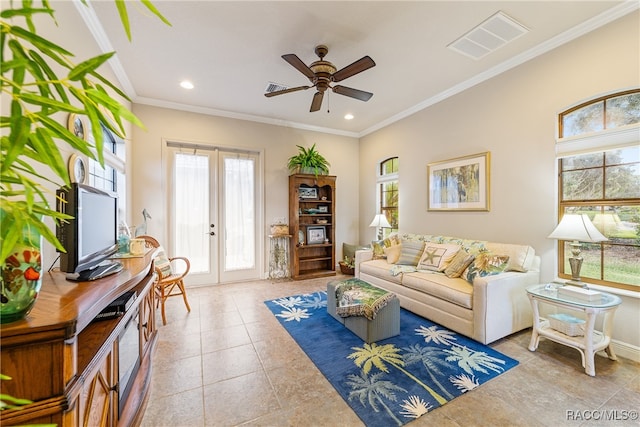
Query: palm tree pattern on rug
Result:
<box><xmin>266</xmin><ymin>291</ymin><xmax>518</xmax><ymax>426</ymax></box>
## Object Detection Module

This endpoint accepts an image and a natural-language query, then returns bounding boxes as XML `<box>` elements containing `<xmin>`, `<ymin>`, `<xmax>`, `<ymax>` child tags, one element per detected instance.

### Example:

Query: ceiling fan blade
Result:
<box><xmin>332</xmin><ymin>56</ymin><xmax>375</xmax><ymax>82</ymax></box>
<box><xmin>310</xmin><ymin>91</ymin><xmax>324</xmax><ymax>112</ymax></box>
<box><xmin>264</xmin><ymin>85</ymin><xmax>311</xmax><ymax>98</ymax></box>
<box><xmin>282</xmin><ymin>54</ymin><xmax>316</xmax><ymax>80</ymax></box>
<box><xmin>332</xmin><ymin>85</ymin><xmax>373</xmax><ymax>102</ymax></box>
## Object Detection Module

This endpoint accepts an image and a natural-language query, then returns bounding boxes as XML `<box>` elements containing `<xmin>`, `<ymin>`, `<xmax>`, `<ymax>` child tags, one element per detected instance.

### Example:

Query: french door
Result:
<box><xmin>167</xmin><ymin>142</ymin><xmax>263</xmax><ymax>285</ymax></box>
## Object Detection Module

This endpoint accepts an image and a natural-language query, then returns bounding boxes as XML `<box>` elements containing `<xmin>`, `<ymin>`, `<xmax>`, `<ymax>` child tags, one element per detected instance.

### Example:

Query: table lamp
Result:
<box><xmin>548</xmin><ymin>214</ymin><xmax>607</xmax><ymax>288</ymax></box>
<box><xmin>369</xmin><ymin>213</ymin><xmax>391</xmax><ymax>240</ymax></box>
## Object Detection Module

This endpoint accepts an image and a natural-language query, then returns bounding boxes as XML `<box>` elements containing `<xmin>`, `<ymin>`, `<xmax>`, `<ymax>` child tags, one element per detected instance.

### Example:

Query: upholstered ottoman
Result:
<box><xmin>327</xmin><ymin>279</ymin><xmax>400</xmax><ymax>343</ymax></box>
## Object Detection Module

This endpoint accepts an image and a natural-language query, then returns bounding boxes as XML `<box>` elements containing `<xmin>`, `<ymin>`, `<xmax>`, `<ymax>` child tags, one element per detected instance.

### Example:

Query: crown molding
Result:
<box><xmin>358</xmin><ymin>0</ymin><xmax>639</xmax><ymax>137</ymax></box>
<box><xmin>134</xmin><ymin>97</ymin><xmax>360</xmax><ymax>138</ymax></box>
<box><xmin>76</xmin><ymin>0</ymin><xmax>638</xmax><ymax>139</ymax></box>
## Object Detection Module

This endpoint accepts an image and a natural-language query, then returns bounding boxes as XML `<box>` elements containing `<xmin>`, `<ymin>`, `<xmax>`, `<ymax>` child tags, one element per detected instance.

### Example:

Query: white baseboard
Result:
<box><xmin>607</xmin><ymin>339</ymin><xmax>640</xmax><ymax>363</ymax></box>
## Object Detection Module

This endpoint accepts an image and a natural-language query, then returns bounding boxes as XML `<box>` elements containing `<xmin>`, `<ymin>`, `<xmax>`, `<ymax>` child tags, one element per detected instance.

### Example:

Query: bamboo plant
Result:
<box><xmin>0</xmin><ymin>0</ymin><xmax>170</xmax><ymax>262</ymax></box>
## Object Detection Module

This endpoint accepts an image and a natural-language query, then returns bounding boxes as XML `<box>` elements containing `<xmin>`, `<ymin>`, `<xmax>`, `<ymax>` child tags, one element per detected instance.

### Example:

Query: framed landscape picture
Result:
<box><xmin>427</xmin><ymin>152</ymin><xmax>490</xmax><ymax>211</ymax></box>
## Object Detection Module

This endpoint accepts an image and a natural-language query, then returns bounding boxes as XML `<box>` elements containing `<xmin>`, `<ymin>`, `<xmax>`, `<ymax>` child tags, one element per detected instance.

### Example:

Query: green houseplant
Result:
<box><xmin>287</xmin><ymin>143</ymin><xmax>330</xmax><ymax>176</ymax></box>
<box><xmin>0</xmin><ymin>1</ymin><xmax>169</xmax><ymax>323</ymax></box>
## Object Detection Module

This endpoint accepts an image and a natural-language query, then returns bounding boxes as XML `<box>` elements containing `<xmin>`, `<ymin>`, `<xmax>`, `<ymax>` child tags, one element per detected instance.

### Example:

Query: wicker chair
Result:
<box><xmin>137</xmin><ymin>235</ymin><xmax>191</xmax><ymax>325</ymax></box>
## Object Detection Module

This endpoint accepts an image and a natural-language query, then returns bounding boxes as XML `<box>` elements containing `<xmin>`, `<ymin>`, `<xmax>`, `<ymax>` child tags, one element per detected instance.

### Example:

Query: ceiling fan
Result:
<box><xmin>265</xmin><ymin>45</ymin><xmax>376</xmax><ymax>112</ymax></box>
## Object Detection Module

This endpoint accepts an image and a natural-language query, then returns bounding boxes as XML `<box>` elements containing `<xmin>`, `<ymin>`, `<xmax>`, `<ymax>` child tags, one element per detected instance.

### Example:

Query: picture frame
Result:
<box><xmin>317</xmin><ymin>205</ymin><xmax>329</xmax><ymax>213</ymax></box>
<box><xmin>427</xmin><ymin>152</ymin><xmax>490</xmax><ymax>211</ymax></box>
<box><xmin>307</xmin><ymin>226</ymin><xmax>326</xmax><ymax>245</ymax></box>
<box><xmin>298</xmin><ymin>186</ymin><xmax>318</xmax><ymax>199</ymax></box>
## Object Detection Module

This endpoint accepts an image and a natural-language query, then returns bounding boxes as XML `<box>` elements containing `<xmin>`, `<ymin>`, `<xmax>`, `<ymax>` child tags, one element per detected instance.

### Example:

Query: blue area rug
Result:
<box><xmin>264</xmin><ymin>291</ymin><xmax>518</xmax><ymax>426</ymax></box>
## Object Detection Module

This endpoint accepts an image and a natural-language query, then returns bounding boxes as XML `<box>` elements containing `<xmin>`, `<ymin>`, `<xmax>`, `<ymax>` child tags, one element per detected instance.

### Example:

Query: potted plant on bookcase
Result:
<box><xmin>287</xmin><ymin>144</ymin><xmax>331</xmax><ymax>176</ymax></box>
<box><xmin>0</xmin><ymin>1</ymin><xmax>169</xmax><ymax>324</ymax></box>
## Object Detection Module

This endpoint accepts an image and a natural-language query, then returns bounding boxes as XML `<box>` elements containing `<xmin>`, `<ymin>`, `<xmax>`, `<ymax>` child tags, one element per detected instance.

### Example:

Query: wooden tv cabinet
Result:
<box><xmin>0</xmin><ymin>251</ymin><xmax>158</xmax><ymax>427</ymax></box>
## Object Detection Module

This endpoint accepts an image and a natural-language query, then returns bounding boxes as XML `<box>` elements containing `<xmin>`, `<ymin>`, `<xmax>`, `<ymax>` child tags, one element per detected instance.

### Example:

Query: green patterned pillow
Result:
<box><xmin>371</xmin><ymin>240</ymin><xmax>386</xmax><ymax>259</ymax></box>
<box><xmin>371</xmin><ymin>234</ymin><xmax>401</xmax><ymax>259</ymax></box>
<box><xmin>463</xmin><ymin>252</ymin><xmax>510</xmax><ymax>284</ymax></box>
<box><xmin>154</xmin><ymin>247</ymin><xmax>173</xmax><ymax>279</ymax></box>
<box><xmin>396</xmin><ymin>240</ymin><xmax>426</xmax><ymax>266</ymax></box>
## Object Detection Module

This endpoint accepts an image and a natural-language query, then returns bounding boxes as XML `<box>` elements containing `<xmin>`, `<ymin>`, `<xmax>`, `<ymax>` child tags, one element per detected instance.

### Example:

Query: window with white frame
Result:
<box><xmin>556</xmin><ymin>89</ymin><xmax>640</xmax><ymax>291</ymax></box>
<box><xmin>377</xmin><ymin>157</ymin><xmax>398</xmax><ymax>238</ymax></box>
<box><xmin>89</xmin><ymin>123</ymin><xmax>127</xmax><ymax>220</ymax></box>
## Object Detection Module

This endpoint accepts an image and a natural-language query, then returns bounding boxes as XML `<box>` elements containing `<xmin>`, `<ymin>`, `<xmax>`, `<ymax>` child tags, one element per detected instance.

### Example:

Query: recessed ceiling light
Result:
<box><xmin>344</xmin><ymin>114</ymin><xmax>354</xmax><ymax>120</ymax></box>
<box><xmin>180</xmin><ymin>80</ymin><xmax>194</xmax><ymax>89</ymax></box>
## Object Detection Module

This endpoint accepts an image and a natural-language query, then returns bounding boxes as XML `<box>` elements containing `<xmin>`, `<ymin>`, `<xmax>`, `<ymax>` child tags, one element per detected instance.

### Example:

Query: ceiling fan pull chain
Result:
<box><xmin>327</xmin><ymin>91</ymin><xmax>330</xmax><ymax>114</ymax></box>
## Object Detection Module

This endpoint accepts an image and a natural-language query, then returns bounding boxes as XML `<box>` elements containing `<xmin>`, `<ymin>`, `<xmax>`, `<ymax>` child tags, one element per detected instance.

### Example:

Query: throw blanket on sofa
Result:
<box><xmin>334</xmin><ymin>278</ymin><xmax>396</xmax><ymax>320</ymax></box>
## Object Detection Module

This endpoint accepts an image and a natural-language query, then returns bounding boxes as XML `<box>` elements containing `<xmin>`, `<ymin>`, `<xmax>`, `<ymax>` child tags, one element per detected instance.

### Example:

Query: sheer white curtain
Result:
<box><xmin>223</xmin><ymin>155</ymin><xmax>255</xmax><ymax>270</ymax></box>
<box><xmin>174</xmin><ymin>152</ymin><xmax>210</xmax><ymax>273</ymax></box>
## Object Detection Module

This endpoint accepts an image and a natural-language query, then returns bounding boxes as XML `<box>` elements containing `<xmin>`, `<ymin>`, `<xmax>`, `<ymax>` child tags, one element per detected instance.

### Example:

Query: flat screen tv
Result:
<box><xmin>56</xmin><ymin>183</ymin><xmax>123</xmax><ymax>281</ymax></box>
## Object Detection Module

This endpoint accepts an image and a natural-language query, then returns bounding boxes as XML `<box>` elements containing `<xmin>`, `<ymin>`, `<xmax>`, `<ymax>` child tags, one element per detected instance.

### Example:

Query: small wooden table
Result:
<box><xmin>526</xmin><ymin>283</ymin><xmax>621</xmax><ymax>376</ymax></box>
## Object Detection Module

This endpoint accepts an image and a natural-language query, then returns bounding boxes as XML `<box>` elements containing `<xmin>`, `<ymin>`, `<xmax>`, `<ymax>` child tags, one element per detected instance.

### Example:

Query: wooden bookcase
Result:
<box><xmin>289</xmin><ymin>174</ymin><xmax>337</xmax><ymax>280</ymax></box>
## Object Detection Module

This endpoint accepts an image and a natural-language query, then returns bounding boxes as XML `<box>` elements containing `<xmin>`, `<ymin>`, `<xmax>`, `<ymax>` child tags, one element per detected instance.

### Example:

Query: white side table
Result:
<box><xmin>526</xmin><ymin>284</ymin><xmax>621</xmax><ymax>376</ymax></box>
<box><xmin>268</xmin><ymin>234</ymin><xmax>291</xmax><ymax>280</ymax></box>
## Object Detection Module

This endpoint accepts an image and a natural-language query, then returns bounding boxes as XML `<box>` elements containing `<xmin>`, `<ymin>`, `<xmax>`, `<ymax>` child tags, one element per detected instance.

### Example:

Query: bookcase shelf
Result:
<box><xmin>289</xmin><ymin>174</ymin><xmax>336</xmax><ymax>280</ymax></box>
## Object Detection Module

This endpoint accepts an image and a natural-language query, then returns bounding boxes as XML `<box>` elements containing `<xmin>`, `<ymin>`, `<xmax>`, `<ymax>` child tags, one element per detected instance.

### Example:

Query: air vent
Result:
<box><xmin>265</xmin><ymin>82</ymin><xmax>289</xmax><ymax>93</ymax></box>
<box><xmin>448</xmin><ymin>11</ymin><xmax>529</xmax><ymax>60</ymax></box>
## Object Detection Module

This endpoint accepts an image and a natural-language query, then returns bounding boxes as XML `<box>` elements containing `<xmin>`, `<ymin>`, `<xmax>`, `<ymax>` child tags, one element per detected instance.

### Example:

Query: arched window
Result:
<box><xmin>377</xmin><ymin>157</ymin><xmax>399</xmax><ymax>237</ymax></box>
<box><xmin>556</xmin><ymin>89</ymin><xmax>640</xmax><ymax>291</ymax></box>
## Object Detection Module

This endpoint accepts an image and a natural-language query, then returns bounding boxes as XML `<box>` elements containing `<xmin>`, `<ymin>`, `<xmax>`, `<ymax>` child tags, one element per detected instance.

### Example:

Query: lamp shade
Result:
<box><xmin>548</xmin><ymin>214</ymin><xmax>607</xmax><ymax>242</ymax></box>
<box><xmin>369</xmin><ymin>214</ymin><xmax>391</xmax><ymax>228</ymax></box>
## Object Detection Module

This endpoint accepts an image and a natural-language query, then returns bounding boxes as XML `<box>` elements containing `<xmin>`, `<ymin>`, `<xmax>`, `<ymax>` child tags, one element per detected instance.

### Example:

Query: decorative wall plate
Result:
<box><xmin>67</xmin><ymin>113</ymin><xmax>87</xmax><ymax>140</ymax></box>
<box><xmin>68</xmin><ymin>153</ymin><xmax>88</xmax><ymax>184</ymax></box>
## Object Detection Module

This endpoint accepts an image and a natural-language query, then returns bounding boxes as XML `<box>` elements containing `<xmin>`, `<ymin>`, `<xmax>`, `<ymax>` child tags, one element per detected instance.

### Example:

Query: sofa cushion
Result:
<box><xmin>484</xmin><ymin>242</ymin><xmax>536</xmax><ymax>272</ymax></box>
<box><xmin>359</xmin><ymin>259</ymin><xmax>404</xmax><ymax>284</ymax></box>
<box><xmin>384</xmin><ymin>245</ymin><xmax>402</xmax><ymax>264</ymax></box>
<box><xmin>444</xmin><ymin>250</ymin><xmax>475</xmax><ymax>278</ymax></box>
<box><xmin>396</xmin><ymin>240</ymin><xmax>425</xmax><ymax>266</ymax></box>
<box><xmin>417</xmin><ymin>243</ymin><xmax>461</xmax><ymax>272</ymax></box>
<box><xmin>463</xmin><ymin>252</ymin><xmax>510</xmax><ymax>284</ymax></box>
<box><xmin>402</xmin><ymin>272</ymin><xmax>473</xmax><ymax>309</ymax></box>
<box><xmin>371</xmin><ymin>240</ymin><xmax>386</xmax><ymax>259</ymax></box>
<box><xmin>371</xmin><ymin>234</ymin><xmax>401</xmax><ymax>259</ymax></box>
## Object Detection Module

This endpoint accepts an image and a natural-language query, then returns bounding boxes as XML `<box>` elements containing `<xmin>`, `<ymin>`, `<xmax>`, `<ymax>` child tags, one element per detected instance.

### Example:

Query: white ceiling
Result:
<box><xmin>78</xmin><ymin>1</ymin><xmax>635</xmax><ymax>137</ymax></box>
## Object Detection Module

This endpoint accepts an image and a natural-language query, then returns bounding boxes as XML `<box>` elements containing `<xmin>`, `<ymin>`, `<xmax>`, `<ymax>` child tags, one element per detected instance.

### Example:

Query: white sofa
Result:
<box><xmin>355</xmin><ymin>233</ymin><xmax>541</xmax><ymax>344</ymax></box>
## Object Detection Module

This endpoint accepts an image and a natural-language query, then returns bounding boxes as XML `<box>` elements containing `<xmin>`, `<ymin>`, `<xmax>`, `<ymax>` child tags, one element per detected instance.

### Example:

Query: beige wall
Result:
<box><xmin>129</xmin><ymin>105</ymin><xmax>360</xmax><ymax>272</ymax></box>
<box><xmin>359</xmin><ymin>12</ymin><xmax>640</xmax><ymax>350</ymax></box>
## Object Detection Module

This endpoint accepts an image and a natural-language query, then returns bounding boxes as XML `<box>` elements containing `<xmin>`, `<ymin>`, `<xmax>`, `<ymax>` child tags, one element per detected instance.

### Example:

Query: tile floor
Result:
<box><xmin>141</xmin><ymin>276</ymin><xmax>640</xmax><ymax>427</ymax></box>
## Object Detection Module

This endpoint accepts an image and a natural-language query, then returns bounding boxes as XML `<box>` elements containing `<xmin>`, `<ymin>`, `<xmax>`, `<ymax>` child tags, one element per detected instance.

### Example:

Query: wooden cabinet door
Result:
<box><xmin>139</xmin><ymin>277</ymin><xmax>156</xmax><ymax>356</ymax></box>
<box><xmin>78</xmin><ymin>343</ymin><xmax>116</xmax><ymax>427</ymax></box>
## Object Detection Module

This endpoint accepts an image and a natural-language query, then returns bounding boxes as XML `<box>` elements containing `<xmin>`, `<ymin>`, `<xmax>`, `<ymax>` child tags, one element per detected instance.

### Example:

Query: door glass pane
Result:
<box><xmin>175</xmin><ymin>153</ymin><xmax>210</xmax><ymax>273</ymax></box>
<box><xmin>224</xmin><ymin>157</ymin><xmax>255</xmax><ymax>271</ymax></box>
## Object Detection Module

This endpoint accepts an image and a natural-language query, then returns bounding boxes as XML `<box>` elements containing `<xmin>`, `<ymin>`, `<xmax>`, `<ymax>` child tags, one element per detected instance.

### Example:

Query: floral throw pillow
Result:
<box><xmin>371</xmin><ymin>234</ymin><xmax>401</xmax><ymax>260</ymax></box>
<box><xmin>463</xmin><ymin>252</ymin><xmax>510</xmax><ymax>284</ymax></box>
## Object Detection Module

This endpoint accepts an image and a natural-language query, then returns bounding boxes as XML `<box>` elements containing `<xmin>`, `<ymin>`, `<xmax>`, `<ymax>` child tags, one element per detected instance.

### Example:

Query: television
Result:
<box><xmin>56</xmin><ymin>183</ymin><xmax>123</xmax><ymax>281</ymax></box>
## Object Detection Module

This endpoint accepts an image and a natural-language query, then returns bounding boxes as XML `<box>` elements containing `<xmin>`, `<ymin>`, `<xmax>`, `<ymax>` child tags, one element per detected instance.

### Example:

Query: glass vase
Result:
<box><xmin>1</xmin><ymin>221</ymin><xmax>43</xmax><ymax>324</ymax></box>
